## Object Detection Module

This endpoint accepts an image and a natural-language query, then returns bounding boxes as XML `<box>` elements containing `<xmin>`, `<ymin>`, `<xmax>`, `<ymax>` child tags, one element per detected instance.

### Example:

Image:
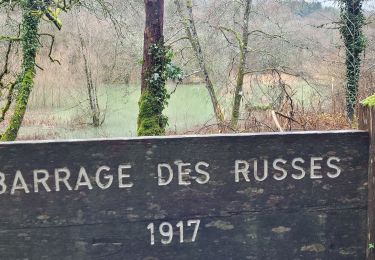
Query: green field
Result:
<box><xmin>20</xmin><ymin>84</ymin><xmax>216</xmax><ymax>139</ymax></box>
<box><xmin>18</xmin><ymin>82</ymin><xmax>326</xmax><ymax>140</ymax></box>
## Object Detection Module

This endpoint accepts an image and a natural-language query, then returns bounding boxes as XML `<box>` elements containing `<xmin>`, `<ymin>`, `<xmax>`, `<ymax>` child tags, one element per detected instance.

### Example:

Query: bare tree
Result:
<box><xmin>174</xmin><ymin>0</ymin><xmax>225</xmax><ymax>125</ymax></box>
<box><xmin>226</xmin><ymin>0</ymin><xmax>252</xmax><ymax>128</ymax></box>
<box><xmin>77</xmin><ymin>23</ymin><xmax>102</xmax><ymax>127</ymax></box>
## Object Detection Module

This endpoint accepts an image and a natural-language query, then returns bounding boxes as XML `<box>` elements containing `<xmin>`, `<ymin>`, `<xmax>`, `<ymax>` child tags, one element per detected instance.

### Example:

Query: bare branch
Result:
<box><xmin>0</xmin><ymin>41</ymin><xmax>13</xmax><ymax>87</ymax></box>
<box><xmin>0</xmin><ymin>36</ymin><xmax>21</xmax><ymax>42</ymax></box>
<box><xmin>0</xmin><ymin>81</ymin><xmax>16</xmax><ymax>123</ymax></box>
<box><xmin>271</xmin><ymin>110</ymin><xmax>284</xmax><ymax>132</ymax></box>
<box><xmin>38</xmin><ymin>33</ymin><xmax>61</xmax><ymax>65</ymax></box>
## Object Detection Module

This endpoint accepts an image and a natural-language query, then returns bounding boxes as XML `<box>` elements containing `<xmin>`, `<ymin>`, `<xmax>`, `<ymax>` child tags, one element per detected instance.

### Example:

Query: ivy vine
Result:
<box><xmin>339</xmin><ymin>0</ymin><xmax>366</xmax><ymax>120</ymax></box>
<box><xmin>137</xmin><ymin>43</ymin><xmax>182</xmax><ymax>136</ymax></box>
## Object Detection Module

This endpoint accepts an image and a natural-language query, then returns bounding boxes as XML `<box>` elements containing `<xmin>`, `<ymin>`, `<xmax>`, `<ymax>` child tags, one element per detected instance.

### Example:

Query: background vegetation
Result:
<box><xmin>0</xmin><ymin>0</ymin><xmax>374</xmax><ymax>140</ymax></box>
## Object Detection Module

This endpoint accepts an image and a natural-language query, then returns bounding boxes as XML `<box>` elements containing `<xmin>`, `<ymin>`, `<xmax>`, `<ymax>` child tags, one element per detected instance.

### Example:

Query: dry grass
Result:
<box><xmin>171</xmin><ymin>111</ymin><xmax>353</xmax><ymax>136</ymax></box>
<box><xmin>296</xmin><ymin>112</ymin><xmax>351</xmax><ymax>131</ymax></box>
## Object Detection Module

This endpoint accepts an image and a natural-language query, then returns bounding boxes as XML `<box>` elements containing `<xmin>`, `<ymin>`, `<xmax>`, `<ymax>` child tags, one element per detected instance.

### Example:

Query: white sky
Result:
<box><xmin>315</xmin><ymin>0</ymin><xmax>375</xmax><ymax>10</ymax></box>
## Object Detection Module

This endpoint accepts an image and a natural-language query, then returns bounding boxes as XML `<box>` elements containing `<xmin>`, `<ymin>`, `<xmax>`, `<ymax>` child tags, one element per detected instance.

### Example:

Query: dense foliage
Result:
<box><xmin>339</xmin><ymin>0</ymin><xmax>366</xmax><ymax>120</ymax></box>
<box><xmin>137</xmin><ymin>44</ymin><xmax>182</xmax><ymax>136</ymax></box>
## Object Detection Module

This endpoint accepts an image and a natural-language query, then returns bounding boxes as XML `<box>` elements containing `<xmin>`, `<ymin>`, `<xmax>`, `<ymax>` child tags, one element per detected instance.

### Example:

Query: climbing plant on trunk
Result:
<box><xmin>0</xmin><ymin>0</ymin><xmax>80</xmax><ymax>141</ymax></box>
<box><xmin>339</xmin><ymin>0</ymin><xmax>366</xmax><ymax>121</ymax></box>
<box><xmin>0</xmin><ymin>0</ymin><xmax>40</xmax><ymax>141</ymax></box>
<box><xmin>138</xmin><ymin>0</ymin><xmax>182</xmax><ymax>136</ymax></box>
<box><xmin>138</xmin><ymin>0</ymin><xmax>167</xmax><ymax>136</ymax></box>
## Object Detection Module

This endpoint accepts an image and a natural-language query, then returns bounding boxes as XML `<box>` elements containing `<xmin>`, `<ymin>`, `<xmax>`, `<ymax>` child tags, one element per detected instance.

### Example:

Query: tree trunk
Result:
<box><xmin>137</xmin><ymin>0</ymin><xmax>168</xmax><ymax>136</ymax></box>
<box><xmin>230</xmin><ymin>0</ymin><xmax>252</xmax><ymax>129</ymax></box>
<box><xmin>340</xmin><ymin>0</ymin><xmax>365</xmax><ymax>121</ymax></box>
<box><xmin>141</xmin><ymin>0</ymin><xmax>164</xmax><ymax>93</ymax></box>
<box><xmin>174</xmin><ymin>0</ymin><xmax>224</xmax><ymax>125</ymax></box>
<box><xmin>1</xmin><ymin>1</ymin><xmax>40</xmax><ymax>141</ymax></box>
<box><xmin>358</xmin><ymin>103</ymin><xmax>375</xmax><ymax>259</ymax></box>
<box><xmin>78</xmin><ymin>28</ymin><xmax>101</xmax><ymax>127</ymax></box>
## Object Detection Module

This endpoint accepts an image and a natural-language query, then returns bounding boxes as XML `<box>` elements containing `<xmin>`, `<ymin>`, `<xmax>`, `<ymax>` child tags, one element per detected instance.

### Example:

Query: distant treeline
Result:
<box><xmin>283</xmin><ymin>0</ymin><xmax>324</xmax><ymax>16</ymax></box>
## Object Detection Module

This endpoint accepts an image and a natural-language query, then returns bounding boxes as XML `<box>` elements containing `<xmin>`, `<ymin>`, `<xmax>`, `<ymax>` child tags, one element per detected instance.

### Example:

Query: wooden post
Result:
<box><xmin>359</xmin><ymin>104</ymin><xmax>375</xmax><ymax>260</ymax></box>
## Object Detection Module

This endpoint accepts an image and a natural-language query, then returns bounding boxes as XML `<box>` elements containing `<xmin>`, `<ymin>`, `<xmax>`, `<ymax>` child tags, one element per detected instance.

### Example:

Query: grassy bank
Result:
<box><xmin>20</xmin><ymin>84</ymin><xmax>214</xmax><ymax>139</ymax></box>
<box><xmin>16</xmin><ymin>81</ymin><xmax>332</xmax><ymax>140</ymax></box>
